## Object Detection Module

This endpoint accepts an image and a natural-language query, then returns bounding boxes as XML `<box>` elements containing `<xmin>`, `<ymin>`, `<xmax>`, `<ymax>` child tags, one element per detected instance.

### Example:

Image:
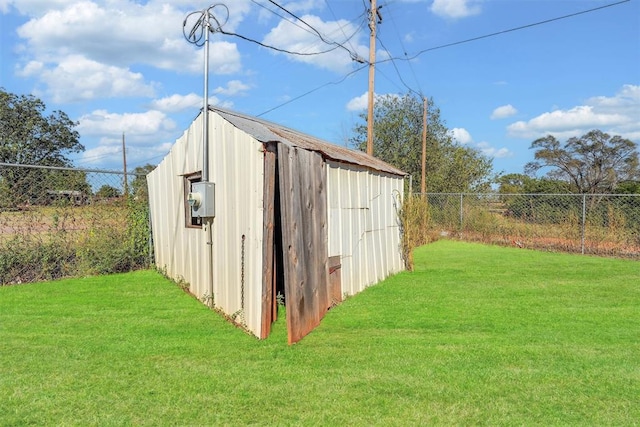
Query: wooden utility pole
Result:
<box><xmin>122</xmin><ymin>132</ymin><xmax>129</xmax><ymax>199</ymax></box>
<box><xmin>421</xmin><ymin>97</ymin><xmax>427</xmax><ymax>196</ymax></box>
<box><xmin>366</xmin><ymin>0</ymin><xmax>379</xmax><ymax>156</ymax></box>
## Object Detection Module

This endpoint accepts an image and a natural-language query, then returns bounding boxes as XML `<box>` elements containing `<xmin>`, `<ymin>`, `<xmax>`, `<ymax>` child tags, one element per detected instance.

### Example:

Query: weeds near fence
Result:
<box><xmin>0</xmin><ymin>200</ymin><xmax>150</xmax><ymax>284</ymax></box>
<box><xmin>399</xmin><ymin>195</ymin><xmax>431</xmax><ymax>270</ymax></box>
<box><xmin>416</xmin><ymin>193</ymin><xmax>640</xmax><ymax>258</ymax></box>
<box><xmin>0</xmin><ymin>163</ymin><xmax>151</xmax><ymax>285</ymax></box>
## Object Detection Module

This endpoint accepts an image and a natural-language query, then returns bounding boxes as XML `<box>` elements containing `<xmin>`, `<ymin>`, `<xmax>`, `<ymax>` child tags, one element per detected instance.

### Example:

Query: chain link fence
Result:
<box><xmin>0</xmin><ymin>163</ymin><xmax>152</xmax><ymax>285</ymax></box>
<box><xmin>421</xmin><ymin>192</ymin><xmax>640</xmax><ymax>259</ymax></box>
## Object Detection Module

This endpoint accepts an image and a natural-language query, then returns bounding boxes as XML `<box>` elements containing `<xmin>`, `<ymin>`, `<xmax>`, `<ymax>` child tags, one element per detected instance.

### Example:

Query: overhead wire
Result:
<box><xmin>265</xmin><ymin>0</ymin><xmax>362</xmax><ymax>61</ymax></box>
<box><xmin>383</xmin><ymin>1</ymin><xmax>423</xmax><ymax>95</ymax></box>
<box><xmin>198</xmin><ymin>1</ymin><xmax>369</xmax><ymax>110</ymax></box>
<box><xmin>249</xmin><ymin>0</ymin><xmax>325</xmax><ymax>39</ymax></box>
<box><xmin>73</xmin><ymin>149</ymin><xmax>122</xmax><ymax>164</ymax></box>
<box><xmin>376</xmin><ymin>35</ymin><xmax>421</xmax><ymax>98</ymax></box>
<box><xmin>256</xmin><ymin>64</ymin><xmax>368</xmax><ymax>117</ymax></box>
<box><xmin>367</xmin><ymin>0</ymin><xmax>630</xmax><ymax>101</ymax></box>
<box><xmin>378</xmin><ymin>0</ymin><xmax>631</xmax><ymax>64</ymax></box>
<box><xmin>220</xmin><ymin>29</ymin><xmax>342</xmax><ymax>56</ymax></box>
<box><xmin>325</xmin><ymin>0</ymin><xmax>361</xmax><ymax>57</ymax></box>
<box><xmin>189</xmin><ymin>0</ymin><xmax>631</xmax><ymax>121</ymax></box>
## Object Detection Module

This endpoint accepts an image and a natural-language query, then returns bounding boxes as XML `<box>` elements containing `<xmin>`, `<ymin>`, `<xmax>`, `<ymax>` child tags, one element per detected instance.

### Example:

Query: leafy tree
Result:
<box><xmin>498</xmin><ymin>174</ymin><xmax>571</xmax><ymax>195</ymax></box>
<box><xmin>130</xmin><ymin>164</ymin><xmax>156</xmax><ymax>201</ymax></box>
<box><xmin>0</xmin><ymin>88</ymin><xmax>83</xmax><ymax>166</ymax></box>
<box><xmin>497</xmin><ymin>174</ymin><xmax>575</xmax><ymax>221</ymax></box>
<box><xmin>525</xmin><ymin>130</ymin><xmax>639</xmax><ymax>194</ymax></box>
<box><xmin>497</xmin><ymin>173</ymin><xmax>531</xmax><ymax>194</ymax></box>
<box><xmin>350</xmin><ymin>93</ymin><xmax>493</xmax><ymax>192</ymax></box>
<box><xmin>96</xmin><ymin>185</ymin><xmax>121</xmax><ymax>198</ymax></box>
<box><xmin>614</xmin><ymin>180</ymin><xmax>640</xmax><ymax>194</ymax></box>
<box><xmin>0</xmin><ymin>88</ymin><xmax>85</xmax><ymax>206</ymax></box>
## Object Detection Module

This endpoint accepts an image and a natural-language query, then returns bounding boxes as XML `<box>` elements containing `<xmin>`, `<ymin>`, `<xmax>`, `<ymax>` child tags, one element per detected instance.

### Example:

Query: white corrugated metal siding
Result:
<box><xmin>326</xmin><ymin>161</ymin><xmax>404</xmax><ymax>297</ymax></box>
<box><xmin>148</xmin><ymin>111</ymin><xmax>265</xmax><ymax>337</ymax></box>
<box><xmin>149</xmin><ymin>107</ymin><xmax>406</xmax><ymax>340</ymax></box>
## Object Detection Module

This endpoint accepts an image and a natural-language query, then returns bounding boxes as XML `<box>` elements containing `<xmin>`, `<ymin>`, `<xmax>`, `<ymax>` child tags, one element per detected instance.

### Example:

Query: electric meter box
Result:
<box><xmin>189</xmin><ymin>181</ymin><xmax>215</xmax><ymax>218</ymax></box>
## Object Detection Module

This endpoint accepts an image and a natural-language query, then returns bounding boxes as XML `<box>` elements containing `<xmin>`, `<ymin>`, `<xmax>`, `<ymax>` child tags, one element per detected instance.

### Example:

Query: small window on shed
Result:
<box><xmin>184</xmin><ymin>172</ymin><xmax>203</xmax><ymax>228</ymax></box>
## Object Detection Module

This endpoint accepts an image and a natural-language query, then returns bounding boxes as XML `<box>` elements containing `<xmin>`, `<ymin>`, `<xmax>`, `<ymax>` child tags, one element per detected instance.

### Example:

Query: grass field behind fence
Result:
<box><xmin>0</xmin><ymin>202</ymin><xmax>149</xmax><ymax>284</ymax></box>
<box><xmin>425</xmin><ymin>193</ymin><xmax>640</xmax><ymax>258</ymax></box>
<box><xmin>1</xmin><ymin>240</ymin><xmax>638</xmax><ymax>425</ymax></box>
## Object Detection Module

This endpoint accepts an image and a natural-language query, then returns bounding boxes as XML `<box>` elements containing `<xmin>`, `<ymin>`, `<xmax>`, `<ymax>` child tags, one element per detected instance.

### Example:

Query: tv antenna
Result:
<box><xmin>183</xmin><ymin>4</ymin><xmax>229</xmax><ymax>182</ymax></box>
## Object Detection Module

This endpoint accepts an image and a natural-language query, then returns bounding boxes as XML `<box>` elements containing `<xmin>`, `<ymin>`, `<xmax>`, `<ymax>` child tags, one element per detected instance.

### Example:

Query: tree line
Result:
<box><xmin>0</xmin><ymin>88</ymin><xmax>152</xmax><ymax>207</ymax></box>
<box><xmin>2</xmin><ymin>87</ymin><xmax>639</xmax><ymax>205</ymax></box>
<box><xmin>349</xmin><ymin>92</ymin><xmax>638</xmax><ymax>196</ymax></box>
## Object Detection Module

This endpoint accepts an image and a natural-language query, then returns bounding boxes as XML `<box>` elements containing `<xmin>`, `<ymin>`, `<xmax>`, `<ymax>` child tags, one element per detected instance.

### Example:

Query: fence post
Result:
<box><xmin>581</xmin><ymin>194</ymin><xmax>586</xmax><ymax>255</ymax></box>
<box><xmin>459</xmin><ymin>193</ymin><xmax>464</xmax><ymax>231</ymax></box>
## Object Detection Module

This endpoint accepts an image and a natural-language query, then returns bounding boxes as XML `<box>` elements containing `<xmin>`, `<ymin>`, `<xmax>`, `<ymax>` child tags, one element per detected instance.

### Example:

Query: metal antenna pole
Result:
<box><xmin>183</xmin><ymin>4</ymin><xmax>229</xmax><ymax>182</ymax></box>
<box><xmin>366</xmin><ymin>0</ymin><xmax>378</xmax><ymax>156</ymax></box>
<box><xmin>202</xmin><ymin>13</ymin><xmax>210</xmax><ymax>182</ymax></box>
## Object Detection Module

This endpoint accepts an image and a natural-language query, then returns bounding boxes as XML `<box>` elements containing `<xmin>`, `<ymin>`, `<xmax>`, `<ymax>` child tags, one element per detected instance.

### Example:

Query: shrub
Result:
<box><xmin>0</xmin><ymin>201</ymin><xmax>150</xmax><ymax>284</ymax></box>
<box><xmin>400</xmin><ymin>195</ymin><xmax>431</xmax><ymax>270</ymax></box>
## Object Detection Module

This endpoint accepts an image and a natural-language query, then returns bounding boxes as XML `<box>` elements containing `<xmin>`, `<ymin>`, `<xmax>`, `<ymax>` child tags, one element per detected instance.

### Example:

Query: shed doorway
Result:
<box><xmin>261</xmin><ymin>143</ymin><xmax>333</xmax><ymax>344</ymax></box>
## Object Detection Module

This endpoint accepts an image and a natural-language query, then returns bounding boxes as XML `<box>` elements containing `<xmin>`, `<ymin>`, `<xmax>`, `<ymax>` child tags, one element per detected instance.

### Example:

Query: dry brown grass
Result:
<box><xmin>450</xmin><ymin>208</ymin><xmax>640</xmax><ymax>258</ymax></box>
<box><xmin>400</xmin><ymin>195</ymin><xmax>436</xmax><ymax>270</ymax></box>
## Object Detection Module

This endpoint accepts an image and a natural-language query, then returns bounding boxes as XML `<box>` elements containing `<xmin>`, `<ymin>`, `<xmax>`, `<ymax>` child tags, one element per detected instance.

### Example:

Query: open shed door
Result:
<box><xmin>278</xmin><ymin>144</ymin><xmax>330</xmax><ymax>344</ymax></box>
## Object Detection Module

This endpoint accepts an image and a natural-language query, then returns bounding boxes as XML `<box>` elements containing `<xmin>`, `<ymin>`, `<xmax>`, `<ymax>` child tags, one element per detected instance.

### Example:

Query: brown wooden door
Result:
<box><xmin>277</xmin><ymin>144</ymin><xmax>330</xmax><ymax>344</ymax></box>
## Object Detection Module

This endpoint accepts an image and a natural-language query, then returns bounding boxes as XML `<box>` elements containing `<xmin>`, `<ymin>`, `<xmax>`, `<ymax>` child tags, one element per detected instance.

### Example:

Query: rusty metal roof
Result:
<box><xmin>210</xmin><ymin>106</ymin><xmax>407</xmax><ymax>176</ymax></box>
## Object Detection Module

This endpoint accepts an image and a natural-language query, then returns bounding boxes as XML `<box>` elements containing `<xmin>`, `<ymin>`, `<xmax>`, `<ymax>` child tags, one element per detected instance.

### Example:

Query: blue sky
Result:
<box><xmin>1</xmin><ymin>0</ymin><xmax>638</xmax><ymax>176</ymax></box>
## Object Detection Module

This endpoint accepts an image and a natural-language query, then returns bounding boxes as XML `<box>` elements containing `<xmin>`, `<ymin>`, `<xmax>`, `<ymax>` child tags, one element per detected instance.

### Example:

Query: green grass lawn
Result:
<box><xmin>1</xmin><ymin>240</ymin><xmax>638</xmax><ymax>425</ymax></box>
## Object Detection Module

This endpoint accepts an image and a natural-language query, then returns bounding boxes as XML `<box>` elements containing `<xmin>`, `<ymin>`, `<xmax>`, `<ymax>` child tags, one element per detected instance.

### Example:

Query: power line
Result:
<box><xmin>325</xmin><ymin>0</ymin><xmax>362</xmax><ymax>57</ymax></box>
<box><xmin>379</xmin><ymin>0</ymin><xmax>631</xmax><ymax>64</ymax></box>
<box><xmin>376</xmin><ymin>35</ymin><xmax>421</xmax><ymax>98</ymax></box>
<box><xmin>185</xmin><ymin>2</ymin><xmax>363</xmax><ymax>59</ymax></box>
<box><xmin>265</xmin><ymin>0</ymin><xmax>362</xmax><ymax>61</ymax></box>
<box><xmin>383</xmin><ymin>1</ymin><xmax>423</xmax><ymax>94</ymax></box>
<box><xmin>249</xmin><ymin>0</ymin><xmax>324</xmax><ymax>39</ymax></box>
<box><xmin>220</xmin><ymin>28</ymin><xmax>342</xmax><ymax>56</ymax></box>
<box><xmin>257</xmin><ymin>64</ymin><xmax>368</xmax><ymax>117</ymax></box>
<box><xmin>243</xmin><ymin>0</ymin><xmax>632</xmax><ymax>122</ymax></box>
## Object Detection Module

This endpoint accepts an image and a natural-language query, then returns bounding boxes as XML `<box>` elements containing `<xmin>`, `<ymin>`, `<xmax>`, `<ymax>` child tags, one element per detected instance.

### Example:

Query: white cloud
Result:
<box><xmin>450</xmin><ymin>128</ymin><xmax>513</xmax><ymax>158</ymax></box>
<box><xmin>507</xmin><ymin>85</ymin><xmax>639</xmax><ymax>141</ymax></box>
<box><xmin>79</xmin><ymin>145</ymin><xmax>122</xmax><ymax>166</ymax></box>
<box><xmin>17</xmin><ymin>60</ymin><xmax>43</xmax><ymax>75</ymax></box>
<box><xmin>262</xmin><ymin>14</ymin><xmax>367</xmax><ymax>73</ymax></box>
<box><xmin>150</xmin><ymin>93</ymin><xmax>203</xmax><ymax>113</ymax></box>
<box><xmin>491</xmin><ymin>104</ymin><xmax>517</xmax><ymax>120</ymax></box>
<box><xmin>12</xmin><ymin>0</ymin><xmax>244</xmax><ymax>101</ymax></box>
<box><xmin>18</xmin><ymin>54</ymin><xmax>156</xmax><ymax>102</ymax></box>
<box><xmin>431</xmin><ymin>0</ymin><xmax>482</xmax><ymax>19</ymax></box>
<box><xmin>284</xmin><ymin>0</ymin><xmax>325</xmax><ymax>14</ymax></box>
<box><xmin>149</xmin><ymin>92</ymin><xmax>235</xmax><ymax>113</ymax></box>
<box><xmin>79</xmin><ymin>140</ymin><xmax>173</xmax><ymax>167</ymax></box>
<box><xmin>1</xmin><ymin>0</ymin><xmax>82</xmax><ymax>16</ymax></box>
<box><xmin>255</xmin><ymin>0</ymin><xmax>322</xmax><ymax>23</ymax></box>
<box><xmin>76</xmin><ymin>108</ymin><xmax>179</xmax><ymax>166</ymax></box>
<box><xmin>346</xmin><ymin>92</ymin><xmax>369</xmax><ymax>111</ymax></box>
<box><xmin>9</xmin><ymin>1</ymin><xmax>250</xmax><ymax>102</ymax></box>
<box><xmin>213</xmin><ymin>80</ymin><xmax>250</xmax><ymax>96</ymax></box>
<box><xmin>476</xmin><ymin>142</ymin><xmax>512</xmax><ymax>159</ymax></box>
<box><xmin>344</xmin><ymin>92</ymin><xmax>395</xmax><ymax>111</ymax></box>
<box><xmin>77</xmin><ymin>109</ymin><xmax>176</xmax><ymax>138</ymax></box>
<box><xmin>450</xmin><ymin>127</ymin><xmax>472</xmax><ymax>144</ymax></box>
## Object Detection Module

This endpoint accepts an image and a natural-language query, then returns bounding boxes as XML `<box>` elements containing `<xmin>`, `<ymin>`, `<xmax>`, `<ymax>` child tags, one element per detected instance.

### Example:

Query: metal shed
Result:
<box><xmin>148</xmin><ymin>107</ymin><xmax>406</xmax><ymax>343</ymax></box>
